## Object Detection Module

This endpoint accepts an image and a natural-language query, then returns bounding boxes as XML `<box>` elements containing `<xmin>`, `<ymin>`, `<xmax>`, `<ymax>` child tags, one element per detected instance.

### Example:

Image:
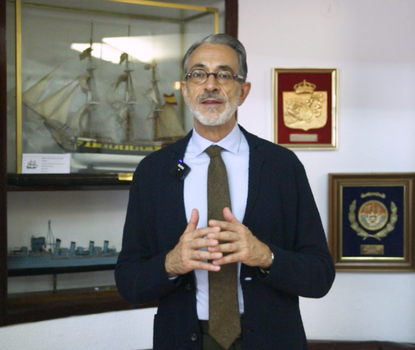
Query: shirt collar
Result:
<box><xmin>192</xmin><ymin>123</ymin><xmax>242</xmax><ymax>157</ymax></box>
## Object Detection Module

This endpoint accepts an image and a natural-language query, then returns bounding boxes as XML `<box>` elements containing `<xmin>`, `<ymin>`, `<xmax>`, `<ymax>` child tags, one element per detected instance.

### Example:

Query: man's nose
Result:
<box><xmin>204</xmin><ymin>74</ymin><xmax>220</xmax><ymax>91</ymax></box>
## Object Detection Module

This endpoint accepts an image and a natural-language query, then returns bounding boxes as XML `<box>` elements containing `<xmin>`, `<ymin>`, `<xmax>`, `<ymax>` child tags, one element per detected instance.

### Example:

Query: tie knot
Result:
<box><xmin>205</xmin><ymin>145</ymin><xmax>223</xmax><ymax>158</ymax></box>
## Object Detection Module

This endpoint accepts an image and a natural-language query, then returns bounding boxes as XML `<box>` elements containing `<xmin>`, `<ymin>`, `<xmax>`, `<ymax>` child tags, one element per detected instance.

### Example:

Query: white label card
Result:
<box><xmin>22</xmin><ymin>154</ymin><xmax>70</xmax><ymax>174</ymax></box>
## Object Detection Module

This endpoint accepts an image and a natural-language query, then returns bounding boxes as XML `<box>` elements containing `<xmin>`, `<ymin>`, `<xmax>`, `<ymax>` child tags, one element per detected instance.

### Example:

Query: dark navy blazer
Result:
<box><xmin>115</xmin><ymin>126</ymin><xmax>335</xmax><ymax>350</ymax></box>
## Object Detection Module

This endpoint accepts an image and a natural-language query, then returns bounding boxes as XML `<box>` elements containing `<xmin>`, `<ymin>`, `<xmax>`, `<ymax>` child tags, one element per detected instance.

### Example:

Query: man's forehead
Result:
<box><xmin>187</xmin><ymin>43</ymin><xmax>239</xmax><ymax>71</ymax></box>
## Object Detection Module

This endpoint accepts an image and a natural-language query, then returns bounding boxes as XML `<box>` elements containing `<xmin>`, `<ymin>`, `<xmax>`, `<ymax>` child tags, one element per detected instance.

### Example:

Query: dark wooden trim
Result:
<box><xmin>0</xmin><ymin>0</ymin><xmax>8</xmax><ymax>328</ymax></box>
<box><xmin>225</xmin><ymin>0</ymin><xmax>239</xmax><ymax>122</ymax></box>
<box><xmin>8</xmin><ymin>264</ymin><xmax>117</xmax><ymax>277</ymax></box>
<box><xmin>7</xmin><ymin>173</ymin><xmax>132</xmax><ymax>191</ymax></box>
<box><xmin>225</xmin><ymin>0</ymin><xmax>238</xmax><ymax>38</ymax></box>
<box><xmin>7</xmin><ymin>287</ymin><xmax>156</xmax><ymax>325</ymax></box>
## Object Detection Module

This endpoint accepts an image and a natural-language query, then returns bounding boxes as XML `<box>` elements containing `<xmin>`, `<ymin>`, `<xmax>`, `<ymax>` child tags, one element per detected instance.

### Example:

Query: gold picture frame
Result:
<box><xmin>11</xmin><ymin>0</ymin><xmax>220</xmax><ymax>175</ymax></box>
<box><xmin>272</xmin><ymin>68</ymin><xmax>338</xmax><ymax>150</ymax></box>
<box><xmin>329</xmin><ymin>173</ymin><xmax>415</xmax><ymax>272</ymax></box>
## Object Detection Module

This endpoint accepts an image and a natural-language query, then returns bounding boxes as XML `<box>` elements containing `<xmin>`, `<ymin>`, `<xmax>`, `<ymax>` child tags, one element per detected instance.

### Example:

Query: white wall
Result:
<box><xmin>237</xmin><ymin>0</ymin><xmax>415</xmax><ymax>343</ymax></box>
<box><xmin>2</xmin><ymin>0</ymin><xmax>415</xmax><ymax>348</ymax></box>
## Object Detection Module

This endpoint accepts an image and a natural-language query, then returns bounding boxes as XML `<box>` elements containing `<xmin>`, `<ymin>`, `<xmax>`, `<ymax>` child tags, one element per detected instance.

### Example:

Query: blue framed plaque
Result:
<box><xmin>329</xmin><ymin>173</ymin><xmax>415</xmax><ymax>271</ymax></box>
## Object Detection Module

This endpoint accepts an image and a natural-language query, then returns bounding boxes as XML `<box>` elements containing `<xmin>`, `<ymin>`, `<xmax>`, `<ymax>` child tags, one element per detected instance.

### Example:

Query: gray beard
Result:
<box><xmin>184</xmin><ymin>88</ymin><xmax>240</xmax><ymax>126</ymax></box>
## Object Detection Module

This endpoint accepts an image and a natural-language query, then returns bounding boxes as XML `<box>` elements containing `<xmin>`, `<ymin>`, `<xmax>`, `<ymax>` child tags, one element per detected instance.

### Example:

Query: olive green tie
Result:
<box><xmin>205</xmin><ymin>145</ymin><xmax>241</xmax><ymax>350</ymax></box>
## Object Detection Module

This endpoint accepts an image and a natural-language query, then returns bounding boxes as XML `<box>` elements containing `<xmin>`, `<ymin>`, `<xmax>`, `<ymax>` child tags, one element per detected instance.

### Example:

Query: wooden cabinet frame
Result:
<box><xmin>0</xmin><ymin>0</ymin><xmax>238</xmax><ymax>326</ymax></box>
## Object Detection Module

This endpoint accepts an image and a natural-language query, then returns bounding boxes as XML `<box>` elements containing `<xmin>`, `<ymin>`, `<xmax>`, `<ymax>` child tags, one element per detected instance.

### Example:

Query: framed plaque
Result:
<box><xmin>272</xmin><ymin>68</ymin><xmax>337</xmax><ymax>149</ymax></box>
<box><xmin>329</xmin><ymin>173</ymin><xmax>415</xmax><ymax>271</ymax></box>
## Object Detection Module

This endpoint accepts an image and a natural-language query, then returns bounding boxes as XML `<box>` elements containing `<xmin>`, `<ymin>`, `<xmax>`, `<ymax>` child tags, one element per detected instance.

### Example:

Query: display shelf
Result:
<box><xmin>7</xmin><ymin>286</ymin><xmax>157</xmax><ymax>325</ymax></box>
<box><xmin>7</xmin><ymin>173</ymin><xmax>132</xmax><ymax>191</ymax></box>
<box><xmin>8</xmin><ymin>263</ymin><xmax>117</xmax><ymax>277</ymax></box>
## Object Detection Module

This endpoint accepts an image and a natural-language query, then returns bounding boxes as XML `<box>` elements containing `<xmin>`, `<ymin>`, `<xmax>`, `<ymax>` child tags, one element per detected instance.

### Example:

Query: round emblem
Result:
<box><xmin>358</xmin><ymin>200</ymin><xmax>388</xmax><ymax>231</ymax></box>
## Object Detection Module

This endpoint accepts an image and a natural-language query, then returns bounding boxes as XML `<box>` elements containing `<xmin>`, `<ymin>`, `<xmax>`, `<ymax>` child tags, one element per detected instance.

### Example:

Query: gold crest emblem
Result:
<box><xmin>348</xmin><ymin>194</ymin><xmax>398</xmax><ymax>241</ymax></box>
<box><xmin>358</xmin><ymin>200</ymin><xmax>388</xmax><ymax>231</ymax></box>
<box><xmin>282</xmin><ymin>79</ymin><xmax>327</xmax><ymax>131</ymax></box>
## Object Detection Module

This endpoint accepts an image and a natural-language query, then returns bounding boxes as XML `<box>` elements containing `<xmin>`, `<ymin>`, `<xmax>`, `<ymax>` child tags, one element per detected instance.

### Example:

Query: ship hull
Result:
<box><xmin>43</xmin><ymin>121</ymin><xmax>169</xmax><ymax>171</ymax></box>
<box><xmin>75</xmin><ymin>139</ymin><xmax>163</xmax><ymax>156</ymax></box>
<box><xmin>8</xmin><ymin>253</ymin><xmax>119</xmax><ymax>270</ymax></box>
<box><xmin>44</xmin><ymin>119</ymin><xmax>165</xmax><ymax>156</ymax></box>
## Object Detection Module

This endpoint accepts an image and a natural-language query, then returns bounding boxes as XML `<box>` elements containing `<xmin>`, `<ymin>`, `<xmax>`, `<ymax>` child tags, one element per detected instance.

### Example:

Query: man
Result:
<box><xmin>115</xmin><ymin>34</ymin><xmax>335</xmax><ymax>350</ymax></box>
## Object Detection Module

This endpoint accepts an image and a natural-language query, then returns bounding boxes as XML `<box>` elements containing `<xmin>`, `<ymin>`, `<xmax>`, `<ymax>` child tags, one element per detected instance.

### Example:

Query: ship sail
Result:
<box><xmin>76</xmin><ymin>46</ymin><xmax>111</xmax><ymax>141</ymax></box>
<box><xmin>47</xmin><ymin>84</ymin><xmax>79</xmax><ymax>126</ymax></box>
<box><xmin>156</xmin><ymin>97</ymin><xmax>186</xmax><ymax>139</ymax></box>
<box><xmin>23</xmin><ymin>75</ymin><xmax>80</xmax><ymax>150</ymax></box>
<box><xmin>68</xmin><ymin>105</ymin><xmax>89</xmax><ymax>131</ymax></box>
<box><xmin>146</xmin><ymin>86</ymin><xmax>158</xmax><ymax>105</ymax></box>
<box><xmin>107</xmin><ymin>52</ymin><xmax>152</xmax><ymax>142</ymax></box>
<box><xmin>31</xmin><ymin>81</ymin><xmax>76</xmax><ymax>118</ymax></box>
<box><xmin>22</xmin><ymin>48</ymin><xmax>109</xmax><ymax>141</ymax></box>
<box><xmin>22</xmin><ymin>68</ymin><xmax>57</xmax><ymax>105</ymax></box>
<box><xmin>145</xmin><ymin>60</ymin><xmax>186</xmax><ymax>140</ymax></box>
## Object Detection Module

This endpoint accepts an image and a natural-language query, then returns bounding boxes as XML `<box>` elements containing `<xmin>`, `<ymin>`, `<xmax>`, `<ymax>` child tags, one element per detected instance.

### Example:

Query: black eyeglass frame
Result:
<box><xmin>184</xmin><ymin>68</ymin><xmax>245</xmax><ymax>84</ymax></box>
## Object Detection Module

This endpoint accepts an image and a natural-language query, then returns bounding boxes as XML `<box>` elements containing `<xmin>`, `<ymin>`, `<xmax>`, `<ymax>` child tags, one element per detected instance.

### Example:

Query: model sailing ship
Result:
<box><xmin>22</xmin><ymin>28</ymin><xmax>186</xmax><ymax>171</ymax></box>
<box><xmin>8</xmin><ymin>220</ymin><xmax>118</xmax><ymax>271</ymax></box>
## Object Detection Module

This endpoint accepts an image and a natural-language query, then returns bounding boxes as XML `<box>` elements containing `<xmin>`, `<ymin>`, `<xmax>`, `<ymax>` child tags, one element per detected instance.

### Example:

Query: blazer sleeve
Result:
<box><xmin>115</xmin><ymin>157</ymin><xmax>182</xmax><ymax>305</ymax></box>
<box><xmin>252</xmin><ymin>152</ymin><xmax>335</xmax><ymax>299</ymax></box>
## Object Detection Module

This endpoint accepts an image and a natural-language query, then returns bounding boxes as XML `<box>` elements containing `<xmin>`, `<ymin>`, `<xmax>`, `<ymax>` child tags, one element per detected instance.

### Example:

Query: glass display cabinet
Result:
<box><xmin>9</xmin><ymin>0</ymin><xmax>224</xmax><ymax>176</ymax></box>
<box><xmin>0</xmin><ymin>0</ymin><xmax>238</xmax><ymax>326</ymax></box>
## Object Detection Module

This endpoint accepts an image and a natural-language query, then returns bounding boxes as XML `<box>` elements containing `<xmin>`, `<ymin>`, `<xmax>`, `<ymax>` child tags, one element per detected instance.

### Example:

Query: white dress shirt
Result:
<box><xmin>183</xmin><ymin>123</ymin><xmax>249</xmax><ymax>320</ymax></box>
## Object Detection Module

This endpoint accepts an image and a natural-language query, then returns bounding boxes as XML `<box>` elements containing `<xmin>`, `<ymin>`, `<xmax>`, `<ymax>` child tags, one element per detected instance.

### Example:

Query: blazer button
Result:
<box><xmin>185</xmin><ymin>283</ymin><xmax>193</xmax><ymax>291</ymax></box>
<box><xmin>190</xmin><ymin>333</ymin><xmax>198</xmax><ymax>341</ymax></box>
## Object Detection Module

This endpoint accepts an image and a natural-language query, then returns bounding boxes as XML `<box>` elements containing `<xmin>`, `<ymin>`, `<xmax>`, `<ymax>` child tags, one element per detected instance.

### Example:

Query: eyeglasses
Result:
<box><xmin>185</xmin><ymin>68</ymin><xmax>244</xmax><ymax>85</ymax></box>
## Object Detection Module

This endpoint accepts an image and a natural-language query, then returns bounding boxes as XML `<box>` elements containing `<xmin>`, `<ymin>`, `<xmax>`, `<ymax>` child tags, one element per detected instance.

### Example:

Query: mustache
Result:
<box><xmin>196</xmin><ymin>92</ymin><xmax>227</xmax><ymax>103</ymax></box>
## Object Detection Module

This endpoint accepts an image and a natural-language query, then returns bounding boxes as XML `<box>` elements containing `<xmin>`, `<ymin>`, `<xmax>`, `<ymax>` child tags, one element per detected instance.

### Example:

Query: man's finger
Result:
<box><xmin>185</xmin><ymin>208</ymin><xmax>199</xmax><ymax>233</ymax></box>
<box><xmin>190</xmin><ymin>236</ymin><xmax>219</xmax><ymax>250</ymax></box>
<box><xmin>209</xmin><ymin>208</ymin><xmax>241</xmax><ymax>229</ymax></box>
<box><xmin>192</xmin><ymin>260</ymin><xmax>221</xmax><ymax>272</ymax></box>
<box><xmin>223</xmin><ymin>207</ymin><xmax>239</xmax><ymax>223</ymax></box>
<box><xmin>207</xmin><ymin>241</ymin><xmax>238</xmax><ymax>253</ymax></box>
<box><xmin>206</xmin><ymin>230</ymin><xmax>239</xmax><ymax>242</ymax></box>
<box><xmin>193</xmin><ymin>250</ymin><xmax>223</xmax><ymax>261</ymax></box>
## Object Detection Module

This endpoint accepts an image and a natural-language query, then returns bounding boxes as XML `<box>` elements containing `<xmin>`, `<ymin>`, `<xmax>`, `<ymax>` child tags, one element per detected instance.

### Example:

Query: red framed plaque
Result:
<box><xmin>272</xmin><ymin>68</ymin><xmax>338</xmax><ymax>149</ymax></box>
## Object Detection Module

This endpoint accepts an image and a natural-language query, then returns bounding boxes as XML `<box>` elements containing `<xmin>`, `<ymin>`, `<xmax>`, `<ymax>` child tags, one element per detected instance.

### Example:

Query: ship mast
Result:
<box><xmin>145</xmin><ymin>60</ymin><xmax>164</xmax><ymax>141</ymax></box>
<box><xmin>122</xmin><ymin>25</ymin><xmax>134</xmax><ymax>142</ymax></box>
<box><xmin>78</xmin><ymin>22</ymin><xmax>102</xmax><ymax>139</ymax></box>
<box><xmin>45</xmin><ymin>220</ymin><xmax>55</xmax><ymax>254</ymax></box>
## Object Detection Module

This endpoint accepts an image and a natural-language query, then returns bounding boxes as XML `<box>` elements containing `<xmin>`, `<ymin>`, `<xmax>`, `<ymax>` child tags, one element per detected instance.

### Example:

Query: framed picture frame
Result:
<box><xmin>329</xmin><ymin>173</ymin><xmax>415</xmax><ymax>272</ymax></box>
<box><xmin>272</xmin><ymin>68</ymin><xmax>337</xmax><ymax>149</ymax></box>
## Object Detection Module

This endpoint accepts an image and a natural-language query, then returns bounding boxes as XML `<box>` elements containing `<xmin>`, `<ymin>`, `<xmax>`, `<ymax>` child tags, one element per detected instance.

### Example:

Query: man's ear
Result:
<box><xmin>181</xmin><ymin>81</ymin><xmax>187</xmax><ymax>103</ymax></box>
<box><xmin>238</xmin><ymin>82</ymin><xmax>251</xmax><ymax>106</ymax></box>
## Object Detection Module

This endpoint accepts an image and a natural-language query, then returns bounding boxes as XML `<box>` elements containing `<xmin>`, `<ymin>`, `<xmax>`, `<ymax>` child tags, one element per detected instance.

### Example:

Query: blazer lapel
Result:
<box><xmin>162</xmin><ymin>131</ymin><xmax>193</xmax><ymax>238</ymax></box>
<box><xmin>240</xmin><ymin>126</ymin><xmax>265</xmax><ymax>224</ymax></box>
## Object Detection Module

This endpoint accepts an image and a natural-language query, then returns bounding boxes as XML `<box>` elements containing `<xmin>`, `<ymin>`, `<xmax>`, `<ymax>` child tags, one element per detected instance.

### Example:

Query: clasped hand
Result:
<box><xmin>165</xmin><ymin>207</ymin><xmax>272</xmax><ymax>277</ymax></box>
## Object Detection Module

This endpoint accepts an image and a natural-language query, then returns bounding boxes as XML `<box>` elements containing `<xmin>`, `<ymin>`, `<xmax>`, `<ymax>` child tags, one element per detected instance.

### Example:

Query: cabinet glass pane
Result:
<box><xmin>7</xmin><ymin>0</ymin><xmax>222</xmax><ymax>174</ymax></box>
<box><xmin>7</xmin><ymin>190</ymin><xmax>126</xmax><ymax>294</ymax></box>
